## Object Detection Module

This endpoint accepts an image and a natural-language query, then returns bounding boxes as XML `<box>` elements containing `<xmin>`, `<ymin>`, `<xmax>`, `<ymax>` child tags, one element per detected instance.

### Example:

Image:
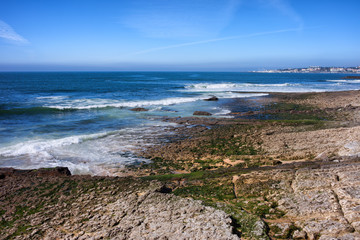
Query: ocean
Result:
<box><xmin>0</xmin><ymin>72</ymin><xmax>359</xmax><ymax>175</ymax></box>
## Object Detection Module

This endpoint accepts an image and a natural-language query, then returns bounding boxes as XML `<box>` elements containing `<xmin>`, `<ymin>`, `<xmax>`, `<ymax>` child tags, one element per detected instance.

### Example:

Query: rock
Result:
<box><xmin>243</xmin><ymin>111</ymin><xmax>254</xmax><ymax>116</ymax></box>
<box><xmin>0</xmin><ymin>172</ymin><xmax>240</xmax><ymax>240</ymax></box>
<box><xmin>270</xmin><ymin>222</ymin><xmax>295</xmax><ymax>239</ymax></box>
<box><xmin>272</xmin><ymin>160</ymin><xmax>283</xmax><ymax>165</ymax></box>
<box><xmin>251</xmin><ymin>220</ymin><xmax>270</xmax><ymax>240</ymax></box>
<box><xmin>130</xmin><ymin>107</ymin><xmax>149</xmax><ymax>112</ymax></box>
<box><xmin>233</xmin><ymin>160</ymin><xmax>360</xmax><ymax>239</ymax></box>
<box><xmin>293</xmin><ymin>230</ymin><xmax>307</xmax><ymax>239</ymax></box>
<box><xmin>344</xmin><ymin>104</ymin><xmax>357</xmax><ymax>110</ymax></box>
<box><xmin>314</xmin><ymin>151</ymin><xmax>329</xmax><ymax>161</ymax></box>
<box><xmin>204</xmin><ymin>96</ymin><xmax>219</xmax><ymax>101</ymax></box>
<box><xmin>38</xmin><ymin>167</ymin><xmax>72</xmax><ymax>177</ymax></box>
<box><xmin>0</xmin><ymin>167</ymin><xmax>71</xmax><ymax>178</ymax></box>
<box><xmin>193</xmin><ymin>111</ymin><xmax>212</xmax><ymax>116</ymax></box>
<box><xmin>342</xmin><ymin>76</ymin><xmax>360</xmax><ymax>79</ymax></box>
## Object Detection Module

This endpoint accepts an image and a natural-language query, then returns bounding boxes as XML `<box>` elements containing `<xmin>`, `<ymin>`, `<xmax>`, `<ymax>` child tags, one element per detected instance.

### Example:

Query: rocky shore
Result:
<box><xmin>2</xmin><ymin>90</ymin><xmax>360</xmax><ymax>239</ymax></box>
<box><xmin>0</xmin><ymin>168</ymin><xmax>239</xmax><ymax>239</ymax></box>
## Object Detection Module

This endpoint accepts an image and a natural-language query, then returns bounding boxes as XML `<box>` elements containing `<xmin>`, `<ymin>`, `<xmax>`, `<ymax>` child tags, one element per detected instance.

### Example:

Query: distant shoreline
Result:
<box><xmin>253</xmin><ymin>66</ymin><xmax>360</xmax><ymax>74</ymax></box>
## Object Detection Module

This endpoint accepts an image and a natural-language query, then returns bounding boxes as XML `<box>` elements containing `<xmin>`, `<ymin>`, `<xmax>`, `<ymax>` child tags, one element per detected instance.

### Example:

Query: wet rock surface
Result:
<box><xmin>193</xmin><ymin>111</ymin><xmax>212</xmax><ymax>116</ymax></box>
<box><xmin>204</xmin><ymin>96</ymin><xmax>219</xmax><ymax>101</ymax></box>
<box><xmin>130</xmin><ymin>107</ymin><xmax>149</xmax><ymax>112</ymax></box>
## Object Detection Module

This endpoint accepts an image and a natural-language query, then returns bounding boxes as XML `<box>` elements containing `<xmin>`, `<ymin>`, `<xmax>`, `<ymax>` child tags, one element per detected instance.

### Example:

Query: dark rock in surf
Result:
<box><xmin>193</xmin><ymin>111</ymin><xmax>212</xmax><ymax>116</ymax></box>
<box><xmin>0</xmin><ymin>167</ymin><xmax>71</xmax><ymax>178</ymax></box>
<box><xmin>130</xmin><ymin>108</ymin><xmax>149</xmax><ymax>112</ymax></box>
<box><xmin>342</xmin><ymin>76</ymin><xmax>360</xmax><ymax>79</ymax></box>
<box><xmin>204</xmin><ymin>96</ymin><xmax>219</xmax><ymax>101</ymax></box>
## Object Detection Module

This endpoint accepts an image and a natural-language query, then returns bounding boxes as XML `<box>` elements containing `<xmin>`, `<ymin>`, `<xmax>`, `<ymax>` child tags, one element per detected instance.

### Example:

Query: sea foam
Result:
<box><xmin>327</xmin><ymin>79</ymin><xmax>360</xmax><ymax>84</ymax></box>
<box><xmin>44</xmin><ymin>97</ymin><xmax>205</xmax><ymax>110</ymax></box>
<box><xmin>182</xmin><ymin>82</ymin><xmax>359</xmax><ymax>93</ymax></box>
<box><xmin>42</xmin><ymin>93</ymin><xmax>268</xmax><ymax>110</ymax></box>
<box><xmin>183</xmin><ymin>82</ymin><xmax>310</xmax><ymax>93</ymax></box>
<box><xmin>0</xmin><ymin>124</ymin><xmax>176</xmax><ymax>175</ymax></box>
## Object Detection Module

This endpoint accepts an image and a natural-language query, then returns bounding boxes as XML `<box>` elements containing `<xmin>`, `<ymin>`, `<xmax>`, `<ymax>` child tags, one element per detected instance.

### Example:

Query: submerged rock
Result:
<box><xmin>342</xmin><ymin>76</ymin><xmax>360</xmax><ymax>79</ymax></box>
<box><xmin>130</xmin><ymin>107</ymin><xmax>149</xmax><ymax>112</ymax></box>
<box><xmin>193</xmin><ymin>111</ymin><xmax>212</xmax><ymax>116</ymax></box>
<box><xmin>204</xmin><ymin>96</ymin><xmax>219</xmax><ymax>101</ymax></box>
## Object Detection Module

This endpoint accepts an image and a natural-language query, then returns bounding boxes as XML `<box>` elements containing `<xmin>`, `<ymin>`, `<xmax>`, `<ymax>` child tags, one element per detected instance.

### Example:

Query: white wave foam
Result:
<box><xmin>0</xmin><ymin>132</ymin><xmax>109</xmax><ymax>158</ymax></box>
<box><xmin>0</xmin><ymin>124</ymin><xmax>177</xmax><ymax>176</ymax></box>
<box><xmin>327</xmin><ymin>80</ymin><xmax>360</xmax><ymax>84</ymax></box>
<box><xmin>44</xmin><ymin>97</ymin><xmax>205</xmax><ymax>110</ymax></box>
<box><xmin>185</xmin><ymin>82</ymin><xmax>300</xmax><ymax>91</ymax></box>
<box><xmin>182</xmin><ymin>82</ymin><xmax>327</xmax><ymax>93</ymax></box>
<box><xmin>213</xmin><ymin>108</ymin><xmax>232</xmax><ymax>116</ymax></box>
<box><xmin>215</xmin><ymin>92</ymin><xmax>268</xmax><ymax>98</ymax></box>
<box><xmin>36</xmin><ymin>95</ymin><xmax>69</xmax><ymax>100</ymax></box>
<box><xmin>43</xmin><ymin>92</ymin><xmax>268</xmax><ymax>110</ymax></box>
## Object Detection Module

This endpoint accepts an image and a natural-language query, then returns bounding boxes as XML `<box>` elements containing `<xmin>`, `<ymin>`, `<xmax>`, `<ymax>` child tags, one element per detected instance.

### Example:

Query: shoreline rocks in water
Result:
<box><xmin>342</xmin><ymin>76</ymin><xmax>360</xmax><ymax>79</ymax></box>
<box><xmin>204</xmin><ymin>96</ymin><xmax>219</xmax><ymax>101</ymax></box>
<box><xmin>130</xmin><ymin>107</ymin><xmax>149</xmax><ymax>112</ymax></box>
<box><xmin>0</xmin><ymin>167</ymin><xmax>71</xmax><ymax>179</ymax></box>
<box><xmin>193</xmin><ymin>111</ymin><xmax>212</xmax><ymax>116</ymax></box>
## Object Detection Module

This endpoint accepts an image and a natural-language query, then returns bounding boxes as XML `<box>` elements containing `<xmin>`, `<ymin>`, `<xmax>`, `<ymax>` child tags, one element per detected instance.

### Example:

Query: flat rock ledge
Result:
<box><xmin>0</xmin><ymin>168</ymin><xmax>239</xmax><ymax>240</ymax></box>
<box><xmin>234</xmin><ymin>159</ymin><xmax>360</xmax><ymax>240</ymax></box>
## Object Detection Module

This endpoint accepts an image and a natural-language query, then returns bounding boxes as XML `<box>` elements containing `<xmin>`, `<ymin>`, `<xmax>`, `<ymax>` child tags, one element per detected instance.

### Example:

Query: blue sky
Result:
<box><xmin>0</xmin><ymin>0</ymin><xmax>359</xmax><ymax>71</ymax></box>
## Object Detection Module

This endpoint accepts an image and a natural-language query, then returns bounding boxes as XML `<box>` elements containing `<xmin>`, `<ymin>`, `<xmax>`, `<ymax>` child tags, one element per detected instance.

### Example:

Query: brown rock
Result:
<box><xmin>130</xmin><ymin>107</ymin><xmax>149</xmax><ymax>112</ymax></box>
<box><xmin>0</xmin><ymin>167</ymin><xmax>71</xmax><ymax>178</ymax></box>
<box><xmin>204</xmin><ymin>96</ymin><xmax>219</xmax><ymax>101</ymax></box>
<box><xmin>193</xmin><ymin>111</ymin><xmax>212</xmax><ymax>116</ymax></box>
<box><xmin>342</xmin><ymin>76</ymin><xmax>360</xmax><ymax>79</ymax></box>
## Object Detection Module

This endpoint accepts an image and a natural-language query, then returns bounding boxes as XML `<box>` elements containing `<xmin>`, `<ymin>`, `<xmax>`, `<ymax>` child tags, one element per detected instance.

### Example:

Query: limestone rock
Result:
<box><xmin>292</xmin><ymin>230</ymin><xmax>307</xmax><ymax>239</ymax></box>
<box><xmin>232</xmin><ymin>159</ymin><xmax>360</xmax><ymax>239</ymax></box>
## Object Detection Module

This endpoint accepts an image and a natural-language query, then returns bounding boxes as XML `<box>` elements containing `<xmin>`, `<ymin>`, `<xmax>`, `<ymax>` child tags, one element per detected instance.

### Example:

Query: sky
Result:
<box><xmin>0</xmin><ymin>0</ymin><xmax>359</xmax><ymax>71</ymax></box>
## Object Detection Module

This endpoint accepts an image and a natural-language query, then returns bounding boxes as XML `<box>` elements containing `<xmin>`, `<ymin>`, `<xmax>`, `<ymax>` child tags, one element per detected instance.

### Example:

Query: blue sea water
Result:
<box><xmin>0</xmin><ymin>72</ymin><xmax>359</xmax><ymax>175</ymax></box>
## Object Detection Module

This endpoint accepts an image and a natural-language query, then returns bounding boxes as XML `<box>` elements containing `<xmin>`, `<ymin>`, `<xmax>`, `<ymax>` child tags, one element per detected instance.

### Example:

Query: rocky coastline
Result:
<box><xmin>2</xmin><ymin>90</ymin><xmax>360</xmax><ymax>239</ymax></box>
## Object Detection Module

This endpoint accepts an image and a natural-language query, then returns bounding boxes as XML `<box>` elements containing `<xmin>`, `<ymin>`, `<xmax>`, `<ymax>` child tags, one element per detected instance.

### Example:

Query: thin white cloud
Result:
<box><xmin>0</xmin><ymin>20</ymin><xmax>29</xmax><ymax>44</ymax></box>
<box><xmin>262</xmin><ymin>0</ymin><xmax>304</xmax><ymax>28</ymax></box>
<box><xmin>132</xmin><ymin>28</ymin><xmax>301</xmax><ymax>55</ymax></box>
<box><xmin>120</xmin><ymin>0</ymin><xmax>242</xmax><ymax>38</ymax></box>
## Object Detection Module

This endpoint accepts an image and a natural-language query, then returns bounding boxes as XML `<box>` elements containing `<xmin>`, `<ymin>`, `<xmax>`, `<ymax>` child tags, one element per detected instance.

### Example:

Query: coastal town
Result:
<box><xmin>255</xmin><ymin>66</ymin><xmax>360</xmax><ymax>73</ymax></box>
